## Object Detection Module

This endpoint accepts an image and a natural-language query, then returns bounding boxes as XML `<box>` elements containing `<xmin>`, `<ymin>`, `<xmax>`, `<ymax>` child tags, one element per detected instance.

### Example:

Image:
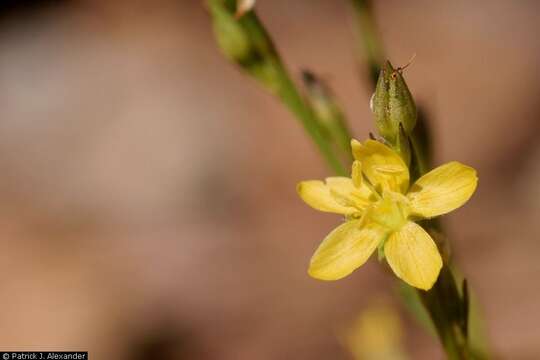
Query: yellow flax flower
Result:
<box><xmin>297</xmin><ymin>139</ymin><xmax>478</xmax><ymax>290</ymax></box>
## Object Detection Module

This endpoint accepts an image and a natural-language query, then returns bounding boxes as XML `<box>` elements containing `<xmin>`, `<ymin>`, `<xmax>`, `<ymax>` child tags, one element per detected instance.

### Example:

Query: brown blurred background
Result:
<box><xmin>0</xmin><ymin>0</ymin><xmax>538</xmax><ymax>359</ymax></box>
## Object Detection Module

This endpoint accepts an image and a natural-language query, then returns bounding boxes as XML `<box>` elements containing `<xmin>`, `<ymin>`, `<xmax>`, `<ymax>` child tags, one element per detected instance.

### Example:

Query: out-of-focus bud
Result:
<box><xmin>302</xmin><ymin>70</ymin><xmax>352</xmax><ymax>156</ymax></box>
<box><xmin>372</xmin><ymin>61</ymin><xmax>417</xmax><ymax>145</ymax></box>
<box><xmin>341</xmin><ymin>303</ymin><xmax>409</xmax><ymax>360</ymax></box>
<box><xmin>208</xmin><ymin>0</ymin><xmax>250</xmax><ymax>62</ymax></box>
<box><xmin>207</xmin><ymin>0</ymin><xmax>282</xmax><ymax>94</ymax></box>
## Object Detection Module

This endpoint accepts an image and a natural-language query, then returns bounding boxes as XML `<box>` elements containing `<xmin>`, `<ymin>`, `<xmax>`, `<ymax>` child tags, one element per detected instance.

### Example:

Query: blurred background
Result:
<box><xmin>0</xmin><ymin>0</ymin><xmax>539</xmax><ymax>358</ymax></box>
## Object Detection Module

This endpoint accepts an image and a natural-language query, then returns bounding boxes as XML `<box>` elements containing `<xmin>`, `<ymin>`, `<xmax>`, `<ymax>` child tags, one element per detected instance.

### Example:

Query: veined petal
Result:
<box><xmin>407</xmin><ymin>161</ymin><xmax>478</xmax><ymax>218</ymax></box>
<box><xmin>384</xmin><ymin>222</ymin><xmax>442</xmax><ymax>290</ymax></box>
<box><xmin>326</xmin><ymin>177</ymin><xmax>372</xmax><ymax>210</ymax></box>
<box><xmin>351</xmin><ymin>139</ymin><xmax>409</xmax><ymax>194</ymax></box>
<box><xmin>309</xmin><ymin>220</ymin><xmax>387</xmax><ymax>280</ymax></box>
<box><xmin>297</xmin><ymin>180</ymin><xmax>357</xmax><ymax>215</ymax></box>
<box><xmin>325</xmin><ymin>177</ymin><xmax>356</xmax><ymax>197</ymax></box>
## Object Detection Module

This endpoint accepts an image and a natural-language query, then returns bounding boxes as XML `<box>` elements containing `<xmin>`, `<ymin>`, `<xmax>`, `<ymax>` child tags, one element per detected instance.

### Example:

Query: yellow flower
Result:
<box><xmin>297</xmin><ymin>139</ymin><xmax>478</xmax><ymax>290</ymax></box>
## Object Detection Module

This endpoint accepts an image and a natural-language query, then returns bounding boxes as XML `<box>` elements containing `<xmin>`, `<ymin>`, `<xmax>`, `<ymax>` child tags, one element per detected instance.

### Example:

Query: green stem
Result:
<box><xmin>276</xmin><ymin>70</ymin><xmax>348</xmax><ymax>176</ymax></box>
<box><xmin>207</xmin><ymin>0</ymin><xmax>347</xmax><ymax>176</ymax></box>
<box><xmin>301</xmin><ymin>70</ymin><xmax>354</xmax><ymax>164</ymax></box>
<box><xmin>418</xmin><ymin>266</ymin><xmax>469</xmax><ymax>359</ymax></box>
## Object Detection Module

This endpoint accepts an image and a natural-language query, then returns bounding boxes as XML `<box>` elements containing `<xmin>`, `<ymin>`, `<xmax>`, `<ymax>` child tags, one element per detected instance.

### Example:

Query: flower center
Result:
<box><xmin>369</xmin><ymin>191</ymin><xmax>410</xmax><ymax>231</ymax></box>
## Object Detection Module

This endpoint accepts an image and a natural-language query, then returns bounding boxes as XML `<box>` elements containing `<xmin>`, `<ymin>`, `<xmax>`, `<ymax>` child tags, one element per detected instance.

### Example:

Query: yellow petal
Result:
<box><xmin>351</xmin><ymin>139</ymin><xmax>409</xmax><ymax>194</ymax></box>
<box><xmin>325</xmin><ymin>177</ymin><xmax>356</xmax><ymax>195</ymax></box>
<box><xmin>309</xmin><ymin>220</ymin><xmax>387</xmax><ymax>280</ymax></box>
<box><xmin>407</xmin><ymin>161</ymin><xmax>478</xmax><ymax>218</ymax></box>
<box><xmin>384</xmin><ymin>222</ymin><xmax>442</xmax><ymax>290</ymax></box>
<box><xmin>326</xmin><ymin>177</ymin><xmax>372</xmax><ymax>210</ymax></box>
<box><xmin>351</xmin><ymin>160</ymin><xmax>363</xmax><ymax>188</ymax></box>
<box><xmin>297</xmin><ymin>180</ymin><xmax>357</xmax><ymax>215</ymax></box>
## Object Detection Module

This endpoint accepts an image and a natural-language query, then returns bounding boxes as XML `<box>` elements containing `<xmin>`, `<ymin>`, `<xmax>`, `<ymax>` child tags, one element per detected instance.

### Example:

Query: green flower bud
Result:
<box><xmin>372</xmin><ymin>61</ymin><xmax>417</xmax><ymax>145</ymax></box>
<box><xmin>207</xmin><ymin>0</ymin><xmax>251</xmax><ymax>62</ymax></box>
<box><xmin>207</xmin><ymin>0</ymin><xmax>283</xmax><ymax>94</ymax></box>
